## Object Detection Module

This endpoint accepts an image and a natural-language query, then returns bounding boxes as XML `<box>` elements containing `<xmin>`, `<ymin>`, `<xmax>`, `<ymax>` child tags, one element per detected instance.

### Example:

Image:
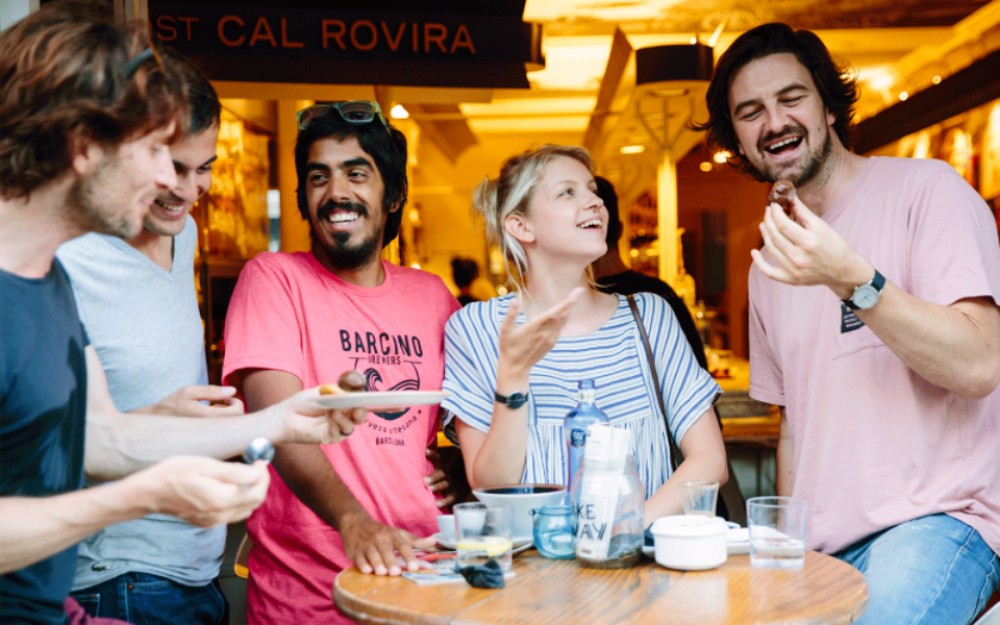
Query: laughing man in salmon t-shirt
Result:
<box><xmin>694</xmin><ymin>22</ymin><xmax>1000</xmax><ymax>625</ymax></box>
<box><xmin>222</xmin><ymin>101</ymin><xmax>460</xmax><ymax>624</ymax></box>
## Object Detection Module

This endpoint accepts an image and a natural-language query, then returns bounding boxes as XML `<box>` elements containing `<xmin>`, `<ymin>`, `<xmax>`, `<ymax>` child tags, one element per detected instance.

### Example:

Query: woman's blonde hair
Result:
<box><xmin>473</xmin><ymin>144</ymin><xmax>595</xmax><ymax>292</ymax></box>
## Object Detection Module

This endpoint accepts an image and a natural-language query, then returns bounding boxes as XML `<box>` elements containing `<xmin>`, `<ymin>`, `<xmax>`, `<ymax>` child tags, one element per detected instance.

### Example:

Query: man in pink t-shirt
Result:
<box><xmin>695</xmin><ymin>23</ymin><xmax>1000</xmax><ymax>625</ymax></box>
<box><xmin>222</xmin><ymin>101</ymin><xmax>460</xmax><ymax>624</ymax></box>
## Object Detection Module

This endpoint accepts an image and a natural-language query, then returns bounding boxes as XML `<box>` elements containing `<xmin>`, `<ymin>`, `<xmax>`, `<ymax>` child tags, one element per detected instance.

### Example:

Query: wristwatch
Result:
<box><xmin>494</xmin><ymin>390</ymin><xmax>530</xmax><ymax>409</ymax></box>
<box><xmin>843</xmin><ymin>269</ymin><xmax>885</xmax><ymax>310</ymax></box>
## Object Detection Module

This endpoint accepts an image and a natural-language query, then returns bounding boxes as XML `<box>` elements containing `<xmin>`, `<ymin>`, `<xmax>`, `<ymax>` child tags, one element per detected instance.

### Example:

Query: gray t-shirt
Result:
<box><xmin>57</xmin><ymin>216</ymin><xmax>223</xmax><ymax>589</ymax></box>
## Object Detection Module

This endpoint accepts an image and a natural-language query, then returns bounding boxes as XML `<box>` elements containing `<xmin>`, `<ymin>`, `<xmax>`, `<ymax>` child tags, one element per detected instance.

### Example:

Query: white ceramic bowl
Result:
<box><xmin>650</xmin><ymin>515</ymin><xmax>728</xmax><ymax>570</ymax></box>
<box><xmin>472</xmin><ymin>483</ymin><xmax>567</xmax><ymax>541</ymax></box>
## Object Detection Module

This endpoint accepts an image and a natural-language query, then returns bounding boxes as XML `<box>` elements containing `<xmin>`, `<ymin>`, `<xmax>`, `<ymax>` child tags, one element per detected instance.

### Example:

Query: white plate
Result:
<box><xmin>312</xmin><ymin>390</ymin><xmax>449</xmax><ymax>411</ymax></box>
<box><xmin>433</xmin><ymin>533</ymin><xmax>533</xmax><ymax>551</ymax></box>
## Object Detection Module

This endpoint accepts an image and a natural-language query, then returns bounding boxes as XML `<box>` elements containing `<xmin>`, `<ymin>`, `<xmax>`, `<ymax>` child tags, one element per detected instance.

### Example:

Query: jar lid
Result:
<box><xmin>650</xmin><ymin>515</ymin><xmax>727</xmax><ymax>538</ymax></box>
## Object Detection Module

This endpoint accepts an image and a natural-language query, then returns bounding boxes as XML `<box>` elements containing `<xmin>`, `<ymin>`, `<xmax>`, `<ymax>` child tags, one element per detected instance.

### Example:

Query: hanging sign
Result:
<box><xmin>148</xmin><ymin>1</ymin><xmax>542</xmax><ymax>88</ymax></box>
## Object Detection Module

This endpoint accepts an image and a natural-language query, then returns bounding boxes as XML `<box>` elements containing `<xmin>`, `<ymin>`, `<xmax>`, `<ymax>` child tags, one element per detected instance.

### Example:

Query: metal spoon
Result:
<box><xmin>242</xmin><ymin>437</ymin><xmax>275</xmax><ymax>464</ymax></box>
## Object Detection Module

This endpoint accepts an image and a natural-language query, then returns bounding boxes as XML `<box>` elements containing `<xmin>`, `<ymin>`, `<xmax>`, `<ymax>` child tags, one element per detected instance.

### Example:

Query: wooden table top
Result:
<box><xmin>335</xmin><ymin>550</ymin><xmax>868</xmax><ymax>625</ymax></box>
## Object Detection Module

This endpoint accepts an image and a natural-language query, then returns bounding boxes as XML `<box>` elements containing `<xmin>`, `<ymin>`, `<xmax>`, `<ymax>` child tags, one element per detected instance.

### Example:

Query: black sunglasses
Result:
<box><xmin>296</xmin><ymin>100</ymin><xmax>389</xmax><ymax>132</ymax></box>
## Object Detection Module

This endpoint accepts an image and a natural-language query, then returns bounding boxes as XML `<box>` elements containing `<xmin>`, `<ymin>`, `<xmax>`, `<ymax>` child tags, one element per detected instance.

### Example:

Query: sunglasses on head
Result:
<box><xmin>122</xmin><ymin>47</ymin><xmax>164</xmax><ymax>79</ymax></box>
<box><xmin>296</xmin><ymin>100</ymin><xmax>389</xmax><ymax>132</ymax></box>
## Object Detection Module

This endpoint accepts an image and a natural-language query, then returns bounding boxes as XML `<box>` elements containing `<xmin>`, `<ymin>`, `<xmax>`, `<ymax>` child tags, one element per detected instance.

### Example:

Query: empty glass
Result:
<box><xmin>681</xmin><ymin>480</ymin><xmax>720</xmax><ymax>517</ymax></box>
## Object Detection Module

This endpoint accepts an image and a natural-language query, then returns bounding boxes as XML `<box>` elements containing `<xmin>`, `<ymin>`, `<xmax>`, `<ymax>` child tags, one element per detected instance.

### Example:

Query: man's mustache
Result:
<box><xmin>317</xmin><ymin>200</ymin><xmax>368</xmax><ymax>221</ymax></box>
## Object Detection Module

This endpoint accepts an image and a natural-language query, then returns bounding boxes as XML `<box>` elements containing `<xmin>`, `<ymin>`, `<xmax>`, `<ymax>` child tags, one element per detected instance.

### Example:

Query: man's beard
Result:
<box><xmin>313</xmin><ymin>200</ymin><xmax>382</xmax><ymax>270</ymax></box>
<box><xmin>758</xmin><ymin>124</ymin><xmax>833</xmax><ymax>187</ymax></box>
<box><xmin>65</xmin><ymin>156</ymin><xmax>139</xmax><ymax>239</ymax></box>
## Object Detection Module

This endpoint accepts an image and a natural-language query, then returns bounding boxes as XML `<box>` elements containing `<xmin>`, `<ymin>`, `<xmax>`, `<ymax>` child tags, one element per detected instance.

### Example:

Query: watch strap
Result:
<box><xmin>494</xmin><ymin>390</ymin><xmax>529</xmax><ymax>409</ymax></box>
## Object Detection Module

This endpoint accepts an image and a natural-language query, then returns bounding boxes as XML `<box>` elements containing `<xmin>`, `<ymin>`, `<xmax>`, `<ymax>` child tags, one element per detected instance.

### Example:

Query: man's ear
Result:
<box><xmin>69</xmin><ymin>131</ymin><xmax>104</xmax><ymax>176</ymax></box>
<box><xmin>505</xmin><ymin>213</ymin><xmax>534</xmax><ymax>244</ymax></box>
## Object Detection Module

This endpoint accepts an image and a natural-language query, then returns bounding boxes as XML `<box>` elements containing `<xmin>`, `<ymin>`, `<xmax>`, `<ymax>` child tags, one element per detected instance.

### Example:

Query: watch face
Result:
<box><xmin>852</xmin><ymin>285</ymin><xmax>880</xmax><ymax>310</ymax></box>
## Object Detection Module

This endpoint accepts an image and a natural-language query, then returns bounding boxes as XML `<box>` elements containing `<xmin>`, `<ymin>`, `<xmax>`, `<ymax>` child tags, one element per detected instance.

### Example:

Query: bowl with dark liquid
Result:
<box><xmin>473</xmin><ymin>483</ymin><xmax>567</xmax><ymax>541</ymax></box>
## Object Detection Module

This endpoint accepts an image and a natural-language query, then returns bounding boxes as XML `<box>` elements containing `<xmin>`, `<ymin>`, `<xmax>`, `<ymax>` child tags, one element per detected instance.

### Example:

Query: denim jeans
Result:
<box><xmin>835</xmin><ymin>514</ymin><xmax>1000</xmax><ymax>625</ymax></box>
<box><xmin>70</xmin><ymin>572</ymin><xmax>228</xmax><ymax>625</ymax></box>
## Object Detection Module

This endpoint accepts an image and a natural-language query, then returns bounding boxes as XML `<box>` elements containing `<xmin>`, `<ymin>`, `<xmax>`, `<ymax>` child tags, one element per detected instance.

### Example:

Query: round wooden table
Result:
<box><xmin>335</xmin><ymin>550</ymin><xmax>868</xmax><ymax>625</ymax></box>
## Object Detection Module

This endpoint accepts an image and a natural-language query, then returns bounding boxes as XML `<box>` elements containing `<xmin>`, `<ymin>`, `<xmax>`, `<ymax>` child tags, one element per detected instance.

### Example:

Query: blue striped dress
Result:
<box><xmin>441</xmin><ymin>292</ymin><xmax>720</xmax><ymax>498</ymax></box>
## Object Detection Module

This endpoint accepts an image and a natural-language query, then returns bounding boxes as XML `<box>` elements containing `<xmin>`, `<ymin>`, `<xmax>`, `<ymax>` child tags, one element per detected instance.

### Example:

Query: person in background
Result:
<box><xmin>590</xmin><ymin>175</ymin><xmax>708</xmax><ymax>370</ymax></box>
<box><xmin>695</xmin><ymin>22</ymin><xmax>1000</xmax><ymax>624</ymax></box>
<box><xmin>440</xmin><ymin>144</ymin><xmax>727</xmax><ymax>527</ymax></box>
<box><xmin>0</xmin><ymin>4</ymin><xmax>365</xmax><ymax>623</ymax></box>
<box><xmin>221</xmin><ymin>100</ymin><xmax>459</xmax><ymax>624</ymax></box>
<box><xmin>58</xmin><ymin>55</ymin><xmax>235</xmax><ymax>624</ymax></box>
<box><xmin>450</xmin><ymin>257</ymin><xmax>482</xmax><ymax>306</ymax></box>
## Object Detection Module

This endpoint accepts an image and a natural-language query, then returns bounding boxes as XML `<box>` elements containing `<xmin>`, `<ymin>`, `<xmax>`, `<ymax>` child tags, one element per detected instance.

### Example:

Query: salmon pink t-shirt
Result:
<box><xmin>749</xmin><ymin>157</ymin><xmax>1000</xmax><ymax>556</ymax></box>
<box><xmin>223</xmin><ymin>252</ymin><xmax>459</xmax><ymax>624</ymax></box>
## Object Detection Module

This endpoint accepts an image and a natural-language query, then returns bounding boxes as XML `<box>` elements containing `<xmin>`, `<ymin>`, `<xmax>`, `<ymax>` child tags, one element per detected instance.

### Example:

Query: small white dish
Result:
<box><xmin>650</xmin><ymin>515</ymin><xmax>728</xmax><ymax>570</ymax></box>
<box><xmin>433</xmin><ymin>532</ymin><xmax>532</xmax><ymax>551</ymax></box>
<box><xmin>643</xmin><ymin>521</ymin><xmax>747</xmax><ymax>558</ymax></box>
<box><xmin>311</xmin><ymin>390</ymin><xmax>448</xmax><ymax>410</ymax></box>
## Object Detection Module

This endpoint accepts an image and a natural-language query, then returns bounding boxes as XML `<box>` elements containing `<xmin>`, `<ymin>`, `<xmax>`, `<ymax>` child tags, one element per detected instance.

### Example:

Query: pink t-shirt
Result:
<box><xmin>223</xmin><ymin>252</ymin><xmax>459</xmax><ymax>624</ymax></box>
<box><xmin>749</xmin><ymin>157</ymin><xmax>1000</xmax><ymax>556</ymax></box>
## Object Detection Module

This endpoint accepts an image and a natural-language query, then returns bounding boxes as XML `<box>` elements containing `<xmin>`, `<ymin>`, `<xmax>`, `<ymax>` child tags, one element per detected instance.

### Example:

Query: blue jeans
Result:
<box><xmin>70</xmin><ymin>572</ymin><xmax>228</xmax><ymax>625</ymax></box>
<box><xmin>835</xmin><ymin>514</ymin><xmax>999</xmax><ymax>625</ymax></box>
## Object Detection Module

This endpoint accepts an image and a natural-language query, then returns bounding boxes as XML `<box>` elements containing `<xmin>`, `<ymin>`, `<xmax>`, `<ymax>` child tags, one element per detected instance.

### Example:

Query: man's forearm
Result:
<box><xmin>85</xmin><ymin>408</ymin><xmax>276</xmax><ymax>481</ymax></box>
<box><xmin>274</xmin><ymin>443</ymin><xmax>369</xmax><ymax>531</ymax></box>
<box><xmin>0</xmin><ymin>479</ymin><xmax>152</xmax><ymax>573</ymax></box>
<box><xmin>856</xmin><ymin>288</ymin><xmax>1000</xmax><ymax>399</ymax></box>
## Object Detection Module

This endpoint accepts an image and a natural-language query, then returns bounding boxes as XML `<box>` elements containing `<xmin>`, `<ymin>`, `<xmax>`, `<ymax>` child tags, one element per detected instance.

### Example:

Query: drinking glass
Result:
<box><xmin>747</xmin><ymin>496</ymin><xmax>807</xmax><ymax>569</ymax></box>
<box><xmin>681</xmin><ymin>480</ymin><xmax>719</xmax><ymax>516</ymax></box>
<box><xmin>454</xmin><ymin>503</ymin><xmax>512</xmax><ymax>572</ymax></box>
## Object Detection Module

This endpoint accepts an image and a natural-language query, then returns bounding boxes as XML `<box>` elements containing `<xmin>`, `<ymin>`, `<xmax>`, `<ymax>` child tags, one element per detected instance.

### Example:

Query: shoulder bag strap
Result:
<box><xmin>627</xmin><ymin>294</ymin><xmax>682</xmax><ymax>472</ymax></box>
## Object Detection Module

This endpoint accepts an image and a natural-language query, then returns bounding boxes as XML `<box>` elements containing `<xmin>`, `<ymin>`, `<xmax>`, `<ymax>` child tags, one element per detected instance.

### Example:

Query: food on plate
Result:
<box><xmin>319</xmin><ymin>370</ymin><xmax>366</xmax><ymax>395</ymax></box>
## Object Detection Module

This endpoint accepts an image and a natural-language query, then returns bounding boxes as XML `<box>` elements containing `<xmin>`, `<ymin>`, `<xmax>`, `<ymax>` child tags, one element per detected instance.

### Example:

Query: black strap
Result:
<box><xmin>627</xmin><ymin>294</ymin><xmax>683</xmax><ymax>472</ymax></box>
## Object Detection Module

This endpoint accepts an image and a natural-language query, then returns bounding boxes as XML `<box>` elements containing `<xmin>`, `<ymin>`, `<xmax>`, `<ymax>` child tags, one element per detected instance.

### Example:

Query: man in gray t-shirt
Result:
<box><xmin>58</xmin><ymin>57</ymin><xmax>237</xmax><ymax>625</ymax></box>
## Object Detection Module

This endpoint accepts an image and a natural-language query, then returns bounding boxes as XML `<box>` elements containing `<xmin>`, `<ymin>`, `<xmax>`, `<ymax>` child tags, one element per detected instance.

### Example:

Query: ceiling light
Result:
<box><xmin>712</xmin><ymin>150</ymin><xmax>730</xmax><ymax>164</ymax></box>
<box><xmin>899</xmin><ymin>91</ymin><xmax>909</xmax><ymax>101</ymax></box>
<box><xmin>620</xmin><ymin>144</ymin><xmax>646</xmax><ymax>154</ymax></box>
<box><xmin>390</xmin><ymin>104</ymin><xmax>409</xmax><ymax>120</ymax></box>
<box><xmin>699</xmin><ymin>162</ymin><xmax>713</xmax><ymax>172</ymax></box>
<box><xmin>931</xmin><ymin>75</ymin><xmax>942</xmax><ymax>85</ymax></box>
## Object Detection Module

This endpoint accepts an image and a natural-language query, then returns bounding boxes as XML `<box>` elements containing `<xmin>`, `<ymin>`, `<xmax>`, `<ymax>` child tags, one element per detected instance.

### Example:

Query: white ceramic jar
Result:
<box><xmin>650</xmin><ymin>515</ymin><xmax>728</xmax><ymax>570</ymax></box>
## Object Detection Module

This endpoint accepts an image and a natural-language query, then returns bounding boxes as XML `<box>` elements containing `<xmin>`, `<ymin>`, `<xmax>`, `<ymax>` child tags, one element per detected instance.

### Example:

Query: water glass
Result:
<box><xmin>532</xmin><ymin>505</ymin><xmax>576</xmax><ymax>559</ymax></box>
<box><xmin>747</xmin><ymin>496</ymin><xmax>807</xmax><ymax>570</ymax></box>
<box><xmin>454</xmin><ymin>503</ymin><xmax>512</xmax><ymax>572</ymax></box>
<box><xmin>681</xmin><ymin>480</ymin><xmax>719</xmax><ymax>516</ymax></box>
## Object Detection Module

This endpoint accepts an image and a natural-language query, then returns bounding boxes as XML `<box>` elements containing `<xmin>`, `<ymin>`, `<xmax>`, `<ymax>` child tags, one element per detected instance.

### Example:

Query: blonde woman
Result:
<box><xmin>440</xmin><ymin>145</ymin><xmax>727</xmax><ymax>526</ymax></box>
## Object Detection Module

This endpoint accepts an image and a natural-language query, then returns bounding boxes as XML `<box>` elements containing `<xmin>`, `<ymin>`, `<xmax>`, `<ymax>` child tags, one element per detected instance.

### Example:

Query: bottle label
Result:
<box><xmin>569</xmin><ymin>427</ymin><xmax>587</xmax><ymax>448</ymax></box>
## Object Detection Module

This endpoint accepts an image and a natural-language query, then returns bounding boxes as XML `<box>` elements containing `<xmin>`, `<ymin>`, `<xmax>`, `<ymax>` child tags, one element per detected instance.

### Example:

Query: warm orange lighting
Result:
<box><xmin>620</xmin><ymin>144</ymin><xmax>645</xmax><ymax>155</ymax></box>
<box><xmin>699</xmin><ymin>161</ymin><xmax>713</xmax><ymax>172</ymax></box>
<box><xmin>390</xmin><ymin>104</ymin><xmax>410</xmax><ymax>120</ymax></box>
<box><xmin>899</xmin><ymin>91</ymin><xmax>909</xmax><ymax>101</ymax></box>
<box><xmin>712</xmin><ymin>150</ymin><xmax>730</xmax><ymax>164</ymax></box>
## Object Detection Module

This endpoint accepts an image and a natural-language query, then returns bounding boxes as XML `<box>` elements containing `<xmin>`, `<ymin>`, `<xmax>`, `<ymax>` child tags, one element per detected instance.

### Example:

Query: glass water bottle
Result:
<box><xmin>563</xmin><ymin>380</ymin><xmax>610</xmax><ymax>500</ymax></box>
